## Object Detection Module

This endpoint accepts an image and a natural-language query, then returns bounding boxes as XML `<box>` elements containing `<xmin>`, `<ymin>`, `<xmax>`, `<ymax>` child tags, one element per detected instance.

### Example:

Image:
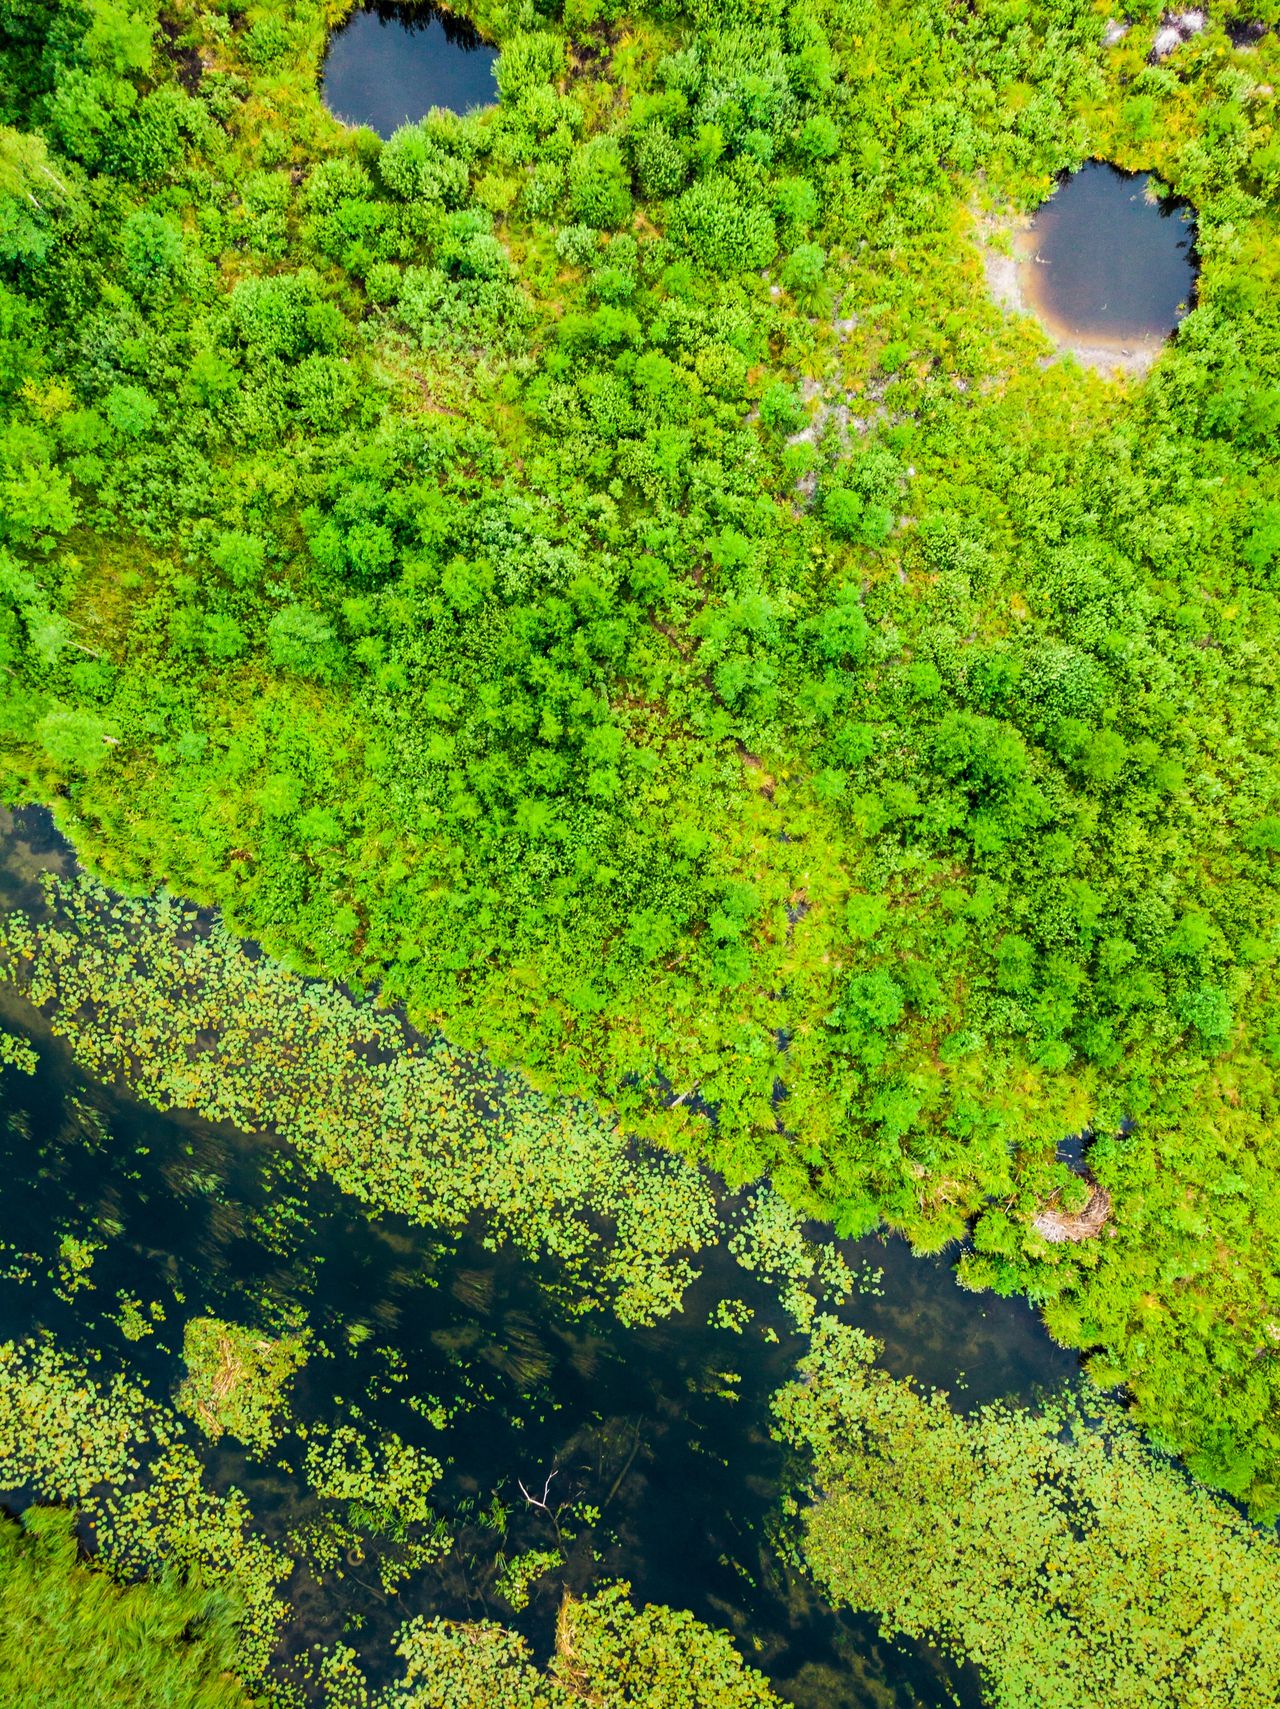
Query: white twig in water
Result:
<box><xmin>518</xmin><ymin>1469</ymin><xmax>558</xmax><ymax>1512</ymax></box>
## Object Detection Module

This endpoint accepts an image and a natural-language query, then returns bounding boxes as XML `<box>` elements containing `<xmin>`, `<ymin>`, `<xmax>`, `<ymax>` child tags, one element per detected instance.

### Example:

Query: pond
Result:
<box><xmin>0</xmin><ymin>806</ymin><xmax>1079</xmax><ymax>1706</ymax></box>
<box><xmin>321</xmin><ymin>2</ymin><xmax>498</xmax><ymax>138</ymax></box>
<box><xmin>1018</xmin><ymin>161</ymin><xmax>1196</xmax><ymax>357</ymax></box>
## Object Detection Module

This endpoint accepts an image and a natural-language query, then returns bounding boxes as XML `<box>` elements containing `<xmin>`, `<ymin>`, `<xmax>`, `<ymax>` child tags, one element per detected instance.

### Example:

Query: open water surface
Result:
<box><xmin>0</xmin><ymin>806</ymin><xmax>1079</xmax><ymax>1706</ymax></box>
<box><xmin>321</xmin><ymin>2</ymin><xmax>498</xmax><ymax>137</ymax></box>
<box><xmin>1019</xmin><ymin>161</ymin><xmax>1196</xmax><ymax>347</ymax></box>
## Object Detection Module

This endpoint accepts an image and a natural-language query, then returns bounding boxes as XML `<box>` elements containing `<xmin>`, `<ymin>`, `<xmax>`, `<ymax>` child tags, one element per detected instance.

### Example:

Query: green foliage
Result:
<box><xmin>0</xmin><ymin>1506</ymin><xmax>254</xmax><ymax>1709</ymax></box>
<box><xmin>774</xmin><ymin>1320</ymin><xmax>1280</xmax><ymax>1709</ymax></box>
<box><xmin>780</xmin><ymin>240</ymin><xmax>827</xmax><ymax>305</ymax></box>
<box><xmin>668</xmin><ymin>176</ymin><xmax>776</xmax><ymax>273</ymax></box>
<box><xmin>0</xmin><ymin>1333</ymin><xmax>783</xmax><ymax>1709</ymax></box>
<box><xmin>494</xmin><ymin>30</ymin><xmax>564</xmax><ymax>106</ymax></box>
<box><xmin>0</xmin><ymin>874</ymin><xmax>723</xmax><ymax>1326</ymax></box>
<box><xmin>176</xmin><ymin>1317</ymin><xmax>309</xmax><ymax>1455</ymax></box>
<box><xmin>379</xmin><ymin>1583</ymin><xmax>783</xmax><ymax>1708</ymax></box>
<box><xmin>0</xmin><ymin>127</ymin><xmax>79</xmax><ymax>267</ymax></box>
<box><xmin>0</xmin><ymin>1025</ymin><xmax>37</xmax><ymax>1072</ymax></box>
<box><xmin>265</xmin><ymin>603</ymin><xmax>338</xmax><ymax>677</ymax></box>
<box><xmin>494</xmin><ymin>1546</ymin><xmax>563</xmax><ymax>1612</ymax></box>
<box><xmin>1</xmin><ymin>0</ymin><xmax>1280</xmax><ymax>1521</ymax></box>
<box><xmin>551</xmin><ymin>1582</ymin><xmax>782</xmax><ymax>1706</ymax></box>
<box><xmin>569</xmin><ymin>136</ymin><xmax>633</xmax><ymax>229</ymax></box>
<box><xmin>36</xmin><ymin>707</ymin><xmax>113</xmax><ymax>771</ymax></box>
<box><xmin>0</xmin><ymin>1340</ymin><xmax>291</xmax><ymax>1691</ymax></box>
<box><xmin>382</xmin><ymin>1618</ymin><xmax>559</xmax><ymax>1708</ymax></box>
<box><xmin>379</xmin><ymin>123</ymin><xmax>470</xmax><ymax>207</ymax></box>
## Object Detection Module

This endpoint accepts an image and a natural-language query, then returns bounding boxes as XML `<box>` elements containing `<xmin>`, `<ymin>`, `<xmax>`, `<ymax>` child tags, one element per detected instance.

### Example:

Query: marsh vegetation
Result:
<box><xmin>0</xmin><ymin>0</ymin><xmax>1279</xmax><ymax>1700</ymax></box>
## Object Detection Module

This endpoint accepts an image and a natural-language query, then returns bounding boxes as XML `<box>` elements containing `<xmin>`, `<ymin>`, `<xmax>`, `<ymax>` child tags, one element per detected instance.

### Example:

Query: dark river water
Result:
<box><xmin>322</xmin><ymin>2</ymin><xmax>499</xmax><ymax>137</ymax></box>
<box><xmin>1021</xmin><ymin>161</ymin><xmax>1196</xmax><ymax>346</ymax></box>
<box><xmin>0</xmin><ymin>806</ymin><xmax>1079</xmax><ymax>1706</ymax></box>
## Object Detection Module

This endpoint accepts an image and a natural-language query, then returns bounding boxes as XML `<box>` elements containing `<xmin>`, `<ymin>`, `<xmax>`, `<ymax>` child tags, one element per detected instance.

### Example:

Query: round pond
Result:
<box><xmin>322</xmin><ymin>2</ymin><xmax>498</xmax><ymax>138</ymax></box>
<box><xmin>1019</xmin><ymin>161</ymin><xmax>1196</xmax><ymax>354</ymax></box>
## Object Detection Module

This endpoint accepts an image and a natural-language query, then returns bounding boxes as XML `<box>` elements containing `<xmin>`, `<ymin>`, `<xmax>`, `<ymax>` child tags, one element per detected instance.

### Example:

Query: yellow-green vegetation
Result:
<box><xmin>56</xmin><ymin>1229</ymin><xmax>100</xmax><ymax>1298</ymax></box>
<box><xmin>0</xmin><ymin>1339</ymin><xmax>294</xmax><ymax>1690</ymax></box>
<box><xmin>302</xmin><ymin>1422</ymin><xmax>450</xmax><ymax>1592</ymax></box>
<box><xmin>0</xmin><ymin>872</ymin><xmax>724</xmax><ymax>1325</ymax></box>
<box><xmin>0</xmin><ymin>1506</ymin><xmax>254</xmax><ymax>1709</ymax></box>
<box><xmin>0</xmin><ymin>1332</ymin><xmax>784</xmax><ymax>1708</ymax></box>
<box><xmin>365</xmin><ymin>1583</ymin><xmax>785</xmax><ymax>1706</ymax></box>
<box><xmin>176</xmin><ymin>1315</ymin><xmax>310</xmax><ymax>1453</ymax></box>
<box><xmin>549</xmin><ymin>1585</ymin><xmax>785</xmax><ymax>1706</ymax></box>
<box><xmin>772</xmin><ymin>1318</ymin><xmax>1280</xmax><ymax>1709</ymax></box>
<box><xmin>495</xmin><ymin>1545</ymin><xmax>565</xmax><ymax>1610</ymax></box>
<box><xmin>0</xmin><ymin>1024</ymin><xmax>36</xmax><ymax>1072</ymax></box>
<box><xmin>1</xmin><ymin>1018</ymin><xmax>1277</xmax><ymax>1709</ymax></box>
<box><xmin>116</xmin><ymin>1291</ymin><xmax>166</xmax><ymax>1340</ymax></box>
<box><xmin>1</xmin><ymin>0</ymin><xmax>1279</xmax><ymax>1515</ymax></box>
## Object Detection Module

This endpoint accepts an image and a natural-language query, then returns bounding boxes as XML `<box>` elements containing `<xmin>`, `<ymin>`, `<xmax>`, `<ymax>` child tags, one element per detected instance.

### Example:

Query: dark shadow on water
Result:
<box><xmin>0</xmin><ymin>1012</ymin><xmax>1003</xmax><ymax>1707</ymax></box>
<box><xmin>322</xmin><ymin>2</ymin><xmax>498</xmax><ymax>137</ymax></box>
<box><xmin>0</xmin><ymin>805</ymin><xmax>1078</xmax><ymax>1704</ymax></box>
<box><xmin>1022</xmin><ymin>160</ymin><xmax>1196</xmax><ymax>347</ymax></box>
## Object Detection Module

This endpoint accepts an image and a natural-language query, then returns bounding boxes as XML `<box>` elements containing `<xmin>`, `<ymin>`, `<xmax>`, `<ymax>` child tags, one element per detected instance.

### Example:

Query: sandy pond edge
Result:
<box><xmin>976</xmin><ymin>207</ymin><xmax>1165</xmax><ymax>379</ymax></box>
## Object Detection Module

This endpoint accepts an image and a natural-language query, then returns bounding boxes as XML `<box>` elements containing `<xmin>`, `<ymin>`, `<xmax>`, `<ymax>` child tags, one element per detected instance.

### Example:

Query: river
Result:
<box><xmin>0</xmin><ymin>804</ymin><xmax>1079</xmax><ymax>1706</ymax></box>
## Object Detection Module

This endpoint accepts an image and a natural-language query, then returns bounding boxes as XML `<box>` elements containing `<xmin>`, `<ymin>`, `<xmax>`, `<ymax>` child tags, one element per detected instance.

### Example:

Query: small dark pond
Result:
<box><xmin>1021</xmin><ymin>161</ymin><xmax>1196</xmax><ymax>347</ymax></box>
<box><xmin>0</xmin><ymin>807</ymin><xmax>1079</xmax><ymax>1706</ymax></box>
<box><xmin>321</xmin><ymin>2</ymin><xmax>498</xmax><ymax>138</ymax></box>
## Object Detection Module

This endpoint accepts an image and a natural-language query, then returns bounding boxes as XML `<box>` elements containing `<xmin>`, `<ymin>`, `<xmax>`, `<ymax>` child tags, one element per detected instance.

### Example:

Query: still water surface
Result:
<box><xmin>1020</xmin><ymin>161</ymin><xmax>1196</xmax><ymax>347</ymax></box>
<box><xmin>322</xmin><ymin>3</ymin><xmax>498</xmax><ymax>137</ymax></box>
<box><xmin>0</xmin><ymin>808</ymin><xmax>1078</xmax><ymax>1705</ymax></box>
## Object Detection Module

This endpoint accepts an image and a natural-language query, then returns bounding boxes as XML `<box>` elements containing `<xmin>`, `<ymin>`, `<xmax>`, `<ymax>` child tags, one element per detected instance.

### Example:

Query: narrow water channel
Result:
<box><xmin>0</xmin><ymin>807</ymin><xmax>1078</xmax><ymax>1706</ymax></box>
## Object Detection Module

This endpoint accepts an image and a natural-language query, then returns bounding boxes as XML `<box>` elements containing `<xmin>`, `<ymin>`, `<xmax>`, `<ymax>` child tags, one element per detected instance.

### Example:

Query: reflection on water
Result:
<box><xmin>1020</xmin><ymin>161</ymin><xmax>1196</xmax><ymax>347</ymax></box>
<box><xmin>322</xmin><ymin>2</ymin><xmax>498</xmax><ymax>137</ymax></box>
<box><xmin>0</xmin><ymin>805</ymin><xmax>1079</xmax><ymax>1705</ymax></box>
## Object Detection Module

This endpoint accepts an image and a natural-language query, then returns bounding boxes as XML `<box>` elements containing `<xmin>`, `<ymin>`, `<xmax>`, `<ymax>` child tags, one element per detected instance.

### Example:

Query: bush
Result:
<box><xmin>494</xmin><ymin>30</ymin><xmax>564</xmax><ymax>105</ymax></box>
<box><xmin>759</xmin><ymin>381</ymin><xmax>804</xmax><ymax>435</ymax></box>
<box><xmin>569</xmin><ymin>136</ymin><xmax>633</xmax><ymax>229</ymax></box>
<box><xmin>36</xmin><ymin>707</ymin><xmax>114</xmax><ymax>772</ymax></box>
<box><xmin>379</xmin><ymin>124</ymin><xmax>470</xmax><ymax>207</ymax></box>
<box><xmin>210</xmin><ymin>530</ymin><xmax>266</xmax><ymax>587</ymax></box>
<box><xmin>241</xmin><ymin>16</ymin><xmax>291</xmax><ymax>69</ymax></box>
<box><xmin>780</xmin><ymin>241</ymin><xmax>826</xmax><ymax>301</ymax></box>
<box><xmin>104</xmin><ymin>383</ymin><xmax>158</xmax><ymax>438</ymax></box>
<box><xmin>634</xmin><ymin>124</ymin><xmax>687</xmax><ymax>198</ymax></box>
<box><xmin>266</xmin><ymin>604</ymin><xmax>339</xmax><ymax>676</ymax></box>
<box><xmin>796</xmin><ymin>113</ymin><xmax>839</xmax><ymax>159</ymax></box>
<box><xmin>823</xmin><ymin>487</ymin><xmax>864</xmax><ymax>540</ymax></box>
<box><xmin>667</xmin><ymin>177</ymin><xmax>775</xmax><ymax>274</ymax></box>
